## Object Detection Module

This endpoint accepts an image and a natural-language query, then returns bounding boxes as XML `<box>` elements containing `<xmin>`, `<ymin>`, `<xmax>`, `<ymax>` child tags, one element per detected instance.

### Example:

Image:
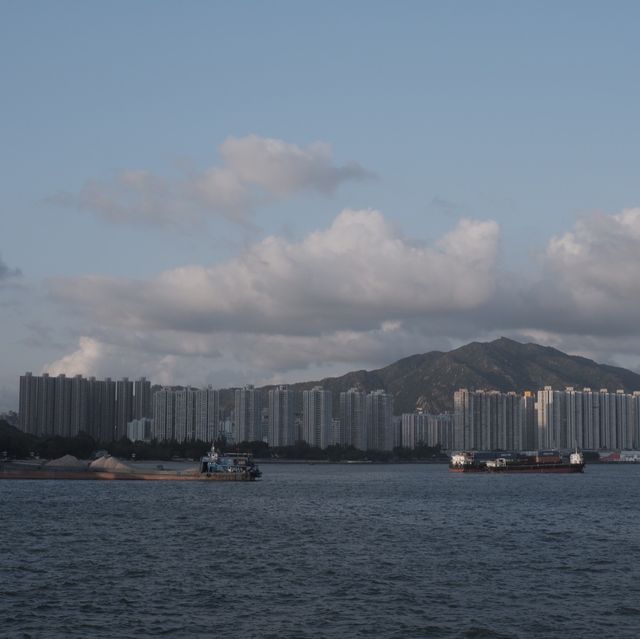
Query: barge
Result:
<box><xmin>0</xmin><ymin>447</ymin><xmax>261</xmax><ymax>481</ymax></box>
<box><xmin>450</xmin><ymin>450</ymin><xmax>585</xmax><ymax>473</ymax></box>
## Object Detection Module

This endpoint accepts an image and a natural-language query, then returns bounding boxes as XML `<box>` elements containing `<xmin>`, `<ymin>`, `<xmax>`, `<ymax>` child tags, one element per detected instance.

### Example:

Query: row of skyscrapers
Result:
<box><xmin>18</xmin><ymin>374</ymin><xmax>399</xmax><ymax>450</ymax></box>
<box><xmin>153</xmin><ymin>385</ymin><xmax>396</xmax><ymax>450</ymax></box>
<box><xmin>453</xmin><ymin>386</ymin><xmax>640</xmax><ymax>451</ymax></box>
<box><xmin>19</xmin><ymin>372</ymin><xmax>151</xmax><ymax>442</ymax></box>
<box><xmin>22</xmin><ymin>371</ymin><xmax>638</xmax><ymax>452</ymax></box>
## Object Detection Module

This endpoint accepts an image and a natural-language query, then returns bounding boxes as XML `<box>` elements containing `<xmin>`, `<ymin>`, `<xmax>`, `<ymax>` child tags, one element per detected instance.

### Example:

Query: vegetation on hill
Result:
<box><xmin>261</xmin><ymin>337</ymin><xmax>640</xmax><ymax>414</ymax></box>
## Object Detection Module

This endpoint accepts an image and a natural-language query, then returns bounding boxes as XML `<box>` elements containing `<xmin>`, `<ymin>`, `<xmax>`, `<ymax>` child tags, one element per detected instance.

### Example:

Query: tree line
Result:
<box><xmin>1</xmin><ymin>420</ymin><xmax>447</xmax><ymax>462</ymax></box>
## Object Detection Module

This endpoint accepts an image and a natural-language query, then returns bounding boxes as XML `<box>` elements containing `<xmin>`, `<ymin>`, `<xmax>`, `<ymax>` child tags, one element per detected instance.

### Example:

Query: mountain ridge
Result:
<box><xmin>277</xmin><ymin>337</ymin><xmax>640</xmax><ymax>414</ymax></box>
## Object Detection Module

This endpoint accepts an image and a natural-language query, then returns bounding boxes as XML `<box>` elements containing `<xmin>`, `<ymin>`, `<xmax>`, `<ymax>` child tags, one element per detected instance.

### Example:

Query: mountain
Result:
<box><xmin>281</xmin><ymin>337</ymin><xmax>640</xmax><ymax>414</ymax></box>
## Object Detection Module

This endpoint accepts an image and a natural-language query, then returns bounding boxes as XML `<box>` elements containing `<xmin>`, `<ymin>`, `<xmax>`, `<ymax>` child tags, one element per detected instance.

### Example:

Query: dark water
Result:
<box><xmin>2</xmin><ymin>463</ymin><xmax>640</xmax><ymax>639</ymax></box>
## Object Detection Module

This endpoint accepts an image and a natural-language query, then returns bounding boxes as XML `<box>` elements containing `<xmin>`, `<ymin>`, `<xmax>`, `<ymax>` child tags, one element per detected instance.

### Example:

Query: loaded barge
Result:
<box><xmin>0</xmin><ymin>447</ymin><xmax>261</xmax><ymax>481</ymax></box>
<box><xmin>450</xmin><ymin>450</ymin><xmax>585</xmax><ymax>473</ymax></box>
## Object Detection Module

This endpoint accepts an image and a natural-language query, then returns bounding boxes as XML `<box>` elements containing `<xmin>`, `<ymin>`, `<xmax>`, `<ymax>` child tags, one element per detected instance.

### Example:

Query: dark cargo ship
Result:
<box><xmin>450</xmin><ymin>450</ymin><xmax>585</xmax><ymax>473</ymax></box>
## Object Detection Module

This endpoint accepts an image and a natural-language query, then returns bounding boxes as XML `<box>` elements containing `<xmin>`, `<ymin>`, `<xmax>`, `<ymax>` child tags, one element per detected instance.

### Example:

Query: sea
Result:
<box><xmin>2</xmin><ymin>462</ymin><xmax>640</xmax><ymax>639</ymax></box>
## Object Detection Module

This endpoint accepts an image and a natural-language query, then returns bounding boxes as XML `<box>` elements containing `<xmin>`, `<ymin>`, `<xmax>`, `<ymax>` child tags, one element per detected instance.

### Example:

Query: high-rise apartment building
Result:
<box><xmin>455</xmin><ymin>388</ymin><xmax>535</xmax><ymax>451</ymax></box>
<box><xmin>18</xmin><ymin>372</ymin><xmax>37</xmax><ymax>435</ymax></box>
<box><xmin>401</xmin><ymin>412</ymin><xmax>426</xmax><ymax>449</ymax></box>
<box><xmin>54</xmin><ymin>374</ymin><xmax>72</xmax><ymax>438</ymax></box>
<box><xmin>174</xmin><ymin>388</ymin><xmax>197</xmax><ymax>442</ymax></box>
<box><xmin>454</xmin><ymin>386</ymin><xmax>640</xmax><ymax>452</ymax></box>
<box><xmin>195</xmin><ymin>387</ymin><xmax>219</xmax><ymax>442</ymax></box>
<box><xmin>453</xmin><ymin>388</ymin><xmax>472</xmax><ymax>450</ymax></box>
<box><xmin>115</xmin><ymin>378</ymin><xmax>133</xmax><ymax>441</ymax></box>
<box><xmin>339</xmin><ymin>388</ymin><xmax>366</xmax><ymax>449</ymax></box>
<box><xmin>365</xmin><ymin>390</ymin><xmax>393</xmax><ymax>451</ymax></box>
<box><xmin>99</xmin><ymin>378</ymin><xmax>116</xmax><ymax>442</ymax></box>
<box><xmin>133</xmin><ymin>377</ymin><xmax>151</xmax><ymax>420</ymax></box>
<box><xmin>86</xmin><ymin>377</ymin><xmax>101</xmax><ymax>441</ymax></box>
<box><xmin>153</xmin><ymin>388</ymin><xmax>175</xmax><ymax>441</ymax></box>
<box><xmin>402</xmin><ymin>412</ymin><xmax>454</xmax><ymax>449</ymax></box>
<box><xmin>268</xmin><ymin>385</ymin><xmax>295</xmax><ymax>447</ymax></box>
<box><xmin>235</xmin><ymin>385</ymin><xmax>262</xmax><ymax>443</ymax></box>
<box><xmin>151</xmin><ymin>386</ymin><xmax>220</xmax><ymax>443</ymax></box>
<box><xmin>70</xmin><ymin>374</ymin><xmax>88</xmax><ymax>437</ymax></box>
<box><xmin>19</xmin><ymin>372</ymin><xmax>118</xmax><ymax>442</ymax></box>
<box><xmin>37</xmin><ymin>373</ymin><xmax>55</xmax><ymax>437</ymax></box>
<box><xmin>303</xmin><ymin>386</ymin><xmax>332</xmax><ymax>449</ymax></box>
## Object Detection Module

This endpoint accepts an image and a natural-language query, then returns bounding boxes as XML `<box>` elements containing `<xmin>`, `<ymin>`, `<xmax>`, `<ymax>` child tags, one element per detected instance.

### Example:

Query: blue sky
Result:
<box><xmin>2</xmin><ymin>1</ymin><xmax>640</xmax><ymax>410</ymax></box>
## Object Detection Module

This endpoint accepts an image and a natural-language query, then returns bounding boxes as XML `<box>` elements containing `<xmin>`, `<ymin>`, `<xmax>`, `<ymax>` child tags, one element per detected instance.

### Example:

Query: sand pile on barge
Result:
<box><xmin>89</xmin><ymin>456</ymin><xmax>137</xmax><ymax>473</ymax></box>
<box><xmin>44</xmin><ymin>455</ymin><xmax>88</xmax><ymax>469</ymax></box>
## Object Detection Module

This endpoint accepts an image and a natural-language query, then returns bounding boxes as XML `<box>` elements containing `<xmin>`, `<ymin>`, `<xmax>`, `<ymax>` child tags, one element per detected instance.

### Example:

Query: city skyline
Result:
<box><xmin>4</xmin><ymin>3</ymin><xmax>640</xmax><ymax>415</ymax></box>
<box><xmin>16</xmin><ymin>369</ymin><xmax>640</xmax><ymax>454</ymax></box>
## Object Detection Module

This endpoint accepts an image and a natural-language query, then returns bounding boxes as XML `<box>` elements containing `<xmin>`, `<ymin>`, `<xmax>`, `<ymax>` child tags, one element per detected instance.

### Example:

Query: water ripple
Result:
<box><xmin>2</xmin><ymin>464</ymin><xmax>640</xmax><ymax>638</ymax></box>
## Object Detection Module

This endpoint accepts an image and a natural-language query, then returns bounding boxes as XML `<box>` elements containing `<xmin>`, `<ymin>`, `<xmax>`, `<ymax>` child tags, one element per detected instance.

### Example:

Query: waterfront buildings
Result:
<box><xmin>453</xmin><ymin>386</ymin><xmax>640</xmax><ymax>451</ymax></box>
<box><xmin>401</xmin><ymin>412</ymin><xmax>453</xmax><ymax>450</ymax></box>
<box><xmin>152</xmin><ymin>386</ymin><xmax>219</xmax><ymax>443</ymax></box>
<box><xmin>453</xmin><ymin>388</ymin><xmax>536</xmax><ymax>451</ymax></box>
<box><xmin>18</xmin><ymin>373</ymin><xmax>440</xmax><ymax>450</ymax></box>
<box><xmin>23</xmin><ymin>370</ymin><xmax>640</xmax><ymax>453</ymax></box>
<box><xmin>18</xmin><ymin>372</ymin><xmax>151</xmax><ymax>442</ymax></box>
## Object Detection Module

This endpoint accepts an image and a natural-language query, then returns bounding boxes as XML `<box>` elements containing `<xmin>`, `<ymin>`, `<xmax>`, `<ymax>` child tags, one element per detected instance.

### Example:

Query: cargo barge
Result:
<box><xmin>450</xmin><ymin>450</ymin><xmax>585</xmax><ymax>473</ymax></box>
<box><xmin>0</xmin><ymin>447</ymin><xmax>261</xmax><ymax>481</ymax></box>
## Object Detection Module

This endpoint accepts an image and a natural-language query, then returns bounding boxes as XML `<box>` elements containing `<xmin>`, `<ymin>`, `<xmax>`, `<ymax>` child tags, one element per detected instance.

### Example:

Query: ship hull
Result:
<box><xmin>0</xmin><ymin>468</ymin><xmax>258</xmax><ymax>481</ymax></box>
<box><xmin>449</xmin><ymin>463</ymin><xmax>585</xmax><ymax>473</ymax></box>
<box><xmin>487</xmin><ymin>463</ymin><xmax>584</xmax><ymax>473</ymax></box>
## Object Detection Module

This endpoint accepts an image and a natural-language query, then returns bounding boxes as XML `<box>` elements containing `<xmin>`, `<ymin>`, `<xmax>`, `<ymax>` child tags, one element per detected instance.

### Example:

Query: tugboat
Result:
<box><xmin>450</xmin><ymin>450</ymin><xmax>585</xmax><ymax>473</ymax></box>
<box><xmin>200</xmin><ymin>446</ymin><xmax>262</xmax><ymax>481</ymax></box>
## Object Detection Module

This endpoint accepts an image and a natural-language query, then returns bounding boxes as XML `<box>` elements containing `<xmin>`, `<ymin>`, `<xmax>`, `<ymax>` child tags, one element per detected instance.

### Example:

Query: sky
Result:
<box><xmin>2</xmin><ymin>1</ymin><xmax>640</xmax><ymax>410</ymax></box>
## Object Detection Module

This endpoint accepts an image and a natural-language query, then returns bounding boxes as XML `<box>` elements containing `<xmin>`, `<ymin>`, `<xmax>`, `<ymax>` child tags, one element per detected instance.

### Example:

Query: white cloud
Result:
<box><xmin>43</xmin><ymin>337</ymin><xmax>104</xmax><ymax>377</ymax></box>
<box><xmin>517</xmin><ymin>207</ymin><xmax>640</xmax><ymax>341</ymax></box>
<box><xmin>32</xmin><ymin>207</ymin><xmax>640</xmax><ymax>386</ymax></box>
<box><xmin>48</xmin><ymin>135</ymin><xmax>373</xmax><ymax>227</ymax></box>
<box><xmin>45</xmin><ymin>209</ymin><xmax>499</xmax><ymax>383</ymax></box>
<box><xmin>545</xmin><ymin>208</ymin><xmax>640</xmax><ymax>310</ymax></box>
<box><xmin>216</xmin><ymin>136</ymin><xmax>369</xmax><ymax>196</ymax></box>
<box><xmin>49</xmin><ymin>209</ymin><xmax>500</xmax><ymax>335</ymax></box>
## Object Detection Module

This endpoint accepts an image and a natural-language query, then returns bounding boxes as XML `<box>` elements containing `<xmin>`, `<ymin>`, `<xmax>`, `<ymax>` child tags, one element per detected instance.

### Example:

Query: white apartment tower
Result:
<box><xmin>153</xmin><ymin>388</ymin><xmax>175</xmax><ymax>441</ymax></box>
<box><xmin>195</xmin><ymin>387</ymin><xmax>219</xmax><ymax>442</ymax></box>
<box><xmin>235</xmin><ymin>385</ymin><xmax>262</xmax><ymax>443</ymax></box>
<box><xmin>174</xmin><ymin>388</ymin><xmax>197</xmax><ymax>442</ymax></box>
<box><xmin>303</xmin><ymin>386</ymin><xmax>332</xmax><ymax>449</ymax></box>
<box><xmin>366</xmin><ymin>390</ymin><xmax>393</xmax><ymax>451</ymax></box>
<box><xmin>268</xmin><ymin>385</ymin><xmax>295</xmax><ymax>447</ymax></box>
<box><xmin>339</xmin><ymin>388</ymin><xmax>367</xmax><ymax>449</ymax></box>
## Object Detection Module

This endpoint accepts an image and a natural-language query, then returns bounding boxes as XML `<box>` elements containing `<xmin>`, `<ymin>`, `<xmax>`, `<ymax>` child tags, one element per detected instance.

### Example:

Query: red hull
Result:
<box><xmin>450</xmin><ymin>463</ymin><xmax>585</xmax><ymax>474</ymax></box>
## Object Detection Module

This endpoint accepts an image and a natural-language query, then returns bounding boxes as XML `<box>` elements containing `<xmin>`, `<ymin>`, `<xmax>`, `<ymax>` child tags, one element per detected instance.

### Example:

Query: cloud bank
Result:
<box><xmin>544</xmin><ymin>208</ymin><xmax>640</xmax><ymax>318</ymax></box>
<box><xmin>43</xmin><ymin>208</ymin><xmax>640</xmax><ymax>385</ymax></box>
<box><xmin>49</xmin><ymin>209</ymin><xmax>499</xmax><ymax>335</ymax></box>
<box><xmin>44</xmin><ymin>209</ymin><xmax>499</xmax><ymax>381</ymax></box>
<box><xmin>48</xmin><ymin>135</ymin><xmax>373</xmax><ymax>227</ymax></box>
